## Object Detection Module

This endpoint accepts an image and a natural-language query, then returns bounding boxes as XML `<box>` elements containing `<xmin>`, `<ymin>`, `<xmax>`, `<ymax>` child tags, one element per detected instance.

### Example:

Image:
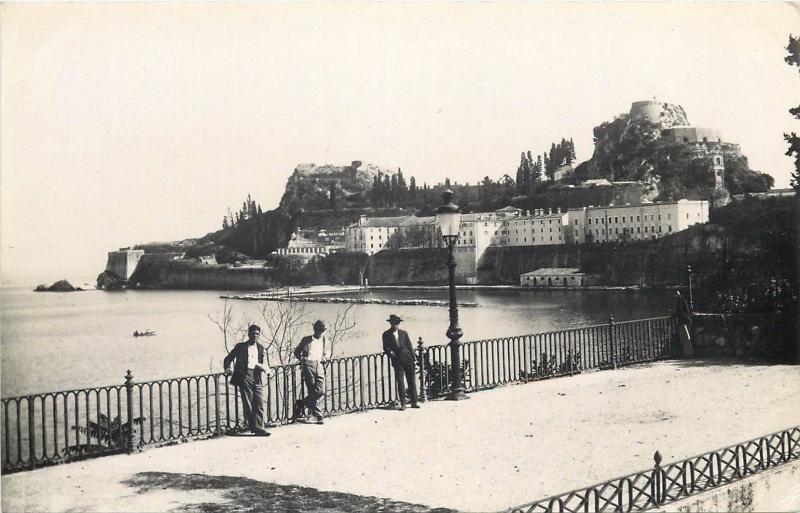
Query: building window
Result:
<box><xmin>622</xmin><ymin>216</ymin><xmax>626</xmax><ymax>222</ymax></box>
<box><xmin>636</xmin><ymin>215</ymin><xmax>640</xmax><ymax>222</ymax></box>
<box><xmin>667</xmin><ymin>214</ymin><xmax>671</xmax><ymax>220</ymax></box>
<box><xmin>614</xmin><ymin>217</ymin><xmax>618</xmax><ymax>223</ymax></box>
<box><xmin>668</xmin><ymin>225</ymin><xmax>672</xmax><ymax>232</ymax></box>
<box><xmin>575</xmin><ymin>220</ymin><xmax>579</xmax><ymax>225</ymax></box>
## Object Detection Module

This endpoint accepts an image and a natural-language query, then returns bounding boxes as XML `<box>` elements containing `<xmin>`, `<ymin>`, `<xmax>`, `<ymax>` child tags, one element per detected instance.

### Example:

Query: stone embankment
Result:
<box><xmin>222</xmin><ymin>292</ymin><xmax>478</xmax><ymax>308</ymax></box>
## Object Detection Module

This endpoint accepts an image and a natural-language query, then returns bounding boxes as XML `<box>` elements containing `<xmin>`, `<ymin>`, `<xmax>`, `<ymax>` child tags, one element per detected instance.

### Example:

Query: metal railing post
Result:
<box><xmin>125</xmin><ymin>370</ymin><xmax>135</xmax><ymax>454</ymax></box>
<box><xmin>608</xmin><ymin>315</ymin><xmax>617</xmax><ymax>369</ymax></box>
<box><xmin>214</xmin><ymin>374</ymin><xmax>222</xmax><ymax>433</ymax></box>
<box><xmin>417</xmin><ymin>337</ymin><xmax>426</xmax><ymax>403</ymax></box>
<box><xmin>27</xmin><ymin>396</ymin><xmax>35</xmax><ymax>470</ymax></box>
<box><xmin>687</xmin><ymin>265</ymin><xmax>694</xmax><ymax>312</ymax></box>
<box><xmin>652</xmin><ymin>450</ymin><xmax>664</xmax><ymax>505</ymax></box>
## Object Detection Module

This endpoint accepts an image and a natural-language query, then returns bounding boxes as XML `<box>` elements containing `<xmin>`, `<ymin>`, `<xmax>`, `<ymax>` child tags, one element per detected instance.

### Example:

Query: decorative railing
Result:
<box><xmin>506</xmin><ymin>426</ymin><xmax>800</xmax><ymax>513</ymax></box>
<box><xmin>1</xmin><ymin>316</ymin><xmax>675</xmax><ymax>473</ymax></box>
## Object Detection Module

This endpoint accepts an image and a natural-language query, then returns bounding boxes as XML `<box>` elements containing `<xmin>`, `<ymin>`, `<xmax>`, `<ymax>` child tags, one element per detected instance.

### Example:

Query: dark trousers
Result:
<box><xmin>238</xmin><ymin>369</ymin><xmax>265</xmax><ymax>432</ymax></box>
<box><xmin>393</xmin><ymin>363</ymin><xmax>418</xmax><ymax>406</ymax></box>
<box><xmin>301</xmin><ymin>360</ymin><xmax>325</xmax><ymax>419</ymax></box>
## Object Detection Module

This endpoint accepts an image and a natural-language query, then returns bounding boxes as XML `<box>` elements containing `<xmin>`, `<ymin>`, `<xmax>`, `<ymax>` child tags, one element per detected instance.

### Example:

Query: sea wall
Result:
<box><xmin>105</xmin><ymin>249</ymin><xmax>144</xmax><ymax>280</ymax></box>
<box><xmin>129</xmin><ymin>259</ymin><xmax>279</xmax><ymax>290</ymax></box>
<box><xmin>367</xmin><ymin>247</ymin><xmax>475</xmax><ymax>285</ymax></box>
<box><xmin>123</xmin><ymin>222</ymin><xmax>778</xmax><ymax>290</ymax></box>
<box><xmin>477</xmin><ymin>224</ymin><xmax>733</xmax><ymax>286</ymax></box>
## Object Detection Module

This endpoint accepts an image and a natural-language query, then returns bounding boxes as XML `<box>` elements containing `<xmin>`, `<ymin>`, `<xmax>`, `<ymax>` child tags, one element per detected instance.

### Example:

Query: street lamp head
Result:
<box><xmin>436</xmin><ymin>189</ymin><xmax>461</xmax><ymax>240</ymax></box>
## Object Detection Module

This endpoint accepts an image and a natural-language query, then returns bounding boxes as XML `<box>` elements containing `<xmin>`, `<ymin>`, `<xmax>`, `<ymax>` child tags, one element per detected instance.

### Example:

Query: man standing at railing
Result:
<box><xmin>224</xmin><ymin>324</ymin><xmax>272</xmax><ymax>436</ymax></box>
<box><xmin>293</xmin><ymin>320</ymin><xmax>329</xmax><ymax>425</ymax></box>
<box><xmin>382</xmin><ymin>314</ymin><xmax>419</xmax><ymax>411</ymax></box>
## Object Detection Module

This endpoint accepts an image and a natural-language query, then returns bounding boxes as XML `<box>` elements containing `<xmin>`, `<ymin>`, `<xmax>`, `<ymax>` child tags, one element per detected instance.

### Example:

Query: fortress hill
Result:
<box><xmin>97</xmin><ymin>98</ymin><xmax>774</xmax><ymax>290</ymax></box>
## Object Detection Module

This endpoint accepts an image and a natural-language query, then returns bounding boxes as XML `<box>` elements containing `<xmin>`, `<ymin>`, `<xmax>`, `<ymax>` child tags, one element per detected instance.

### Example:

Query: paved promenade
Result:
<box><xmin>3</xmin><ymin>360</ymin><xmax>800</xmax><ymax>512</ymax></box>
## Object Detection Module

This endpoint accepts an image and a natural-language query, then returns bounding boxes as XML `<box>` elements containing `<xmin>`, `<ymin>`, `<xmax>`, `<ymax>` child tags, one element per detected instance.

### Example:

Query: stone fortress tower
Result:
<box><xmin>629</xmin><ymin>99</ymin><xmax>736</xmax><ymax>190</ymax></box>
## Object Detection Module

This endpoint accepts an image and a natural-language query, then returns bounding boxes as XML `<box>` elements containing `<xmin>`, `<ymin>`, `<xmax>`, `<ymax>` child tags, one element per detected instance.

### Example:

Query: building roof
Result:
<box><xmin>399</xmin><ymin>216</ymin><xmax>437</xmax><ymax>227</ymax></box>
<box><xmin>495</xmin><ymin>205</ymin><xmax>522</xmax><ymax>213</ymax></box>
<box><xmin>461</xmin><ymin>212</ymin><xmax>502</xmax><ymax>222</ymax></box>
<box><xmin>515</xmin><ymin>211</ymin><xmax>564</xmax><ymax>220</ymax></box>
<box><xmin>583</xmin><ymin>179</ymin><xmax>612</xmax><ymax>187</ymax></box>
<box><xmin>521</xmin><ymin>268</ymin><xmax>582</xmax><ymax>277</ymax></box>
<box><xmin>566</xmin><ymin>199</ymin><xmax>707</xmax><ymax>213</ymax></box>
<box><xmin>348</xmin><ymin>215</ymin><xmax>437</xmax><ymax>229</ymax></box>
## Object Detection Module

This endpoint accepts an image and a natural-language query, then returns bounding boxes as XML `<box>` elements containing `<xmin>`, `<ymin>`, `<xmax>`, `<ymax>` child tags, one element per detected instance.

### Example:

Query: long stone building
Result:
<box><xmin>345</xmin><ymin>199</ymin><xmax>708</xmax><ymax>254</ymax></box>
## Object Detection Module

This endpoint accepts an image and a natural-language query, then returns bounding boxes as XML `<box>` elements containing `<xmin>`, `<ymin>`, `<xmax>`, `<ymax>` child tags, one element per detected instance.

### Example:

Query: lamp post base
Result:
<box><xmin>446</xmin><ymin>389</ymin><xmax>470</xmax><ymax>401</ymax></box>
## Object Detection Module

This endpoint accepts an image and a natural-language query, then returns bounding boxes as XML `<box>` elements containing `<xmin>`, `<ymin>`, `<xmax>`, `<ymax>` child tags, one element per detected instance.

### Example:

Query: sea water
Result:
<box><xmin>0</xmin><ymin>285</ymin><xmax>673</xmax><ymax>396</ymax></box>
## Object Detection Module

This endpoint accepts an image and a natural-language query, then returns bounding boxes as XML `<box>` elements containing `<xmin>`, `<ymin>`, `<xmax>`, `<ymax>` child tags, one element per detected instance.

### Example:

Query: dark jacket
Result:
<box><xmin>382</xmin><ymin>328</ymin><xmax>415</xmax><ymax>367</ymax></box>
<box><xmin>223</xmin><ymin>341</ymin><xmax>266</xmax><ymax>387</ymax></box>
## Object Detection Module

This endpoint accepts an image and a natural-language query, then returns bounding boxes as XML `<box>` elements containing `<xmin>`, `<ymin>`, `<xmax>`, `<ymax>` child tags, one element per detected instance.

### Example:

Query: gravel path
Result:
<box><xmin>3</xmin><ymin>360</ymin><xmax>799</xmax><ymax>512</ymax></box>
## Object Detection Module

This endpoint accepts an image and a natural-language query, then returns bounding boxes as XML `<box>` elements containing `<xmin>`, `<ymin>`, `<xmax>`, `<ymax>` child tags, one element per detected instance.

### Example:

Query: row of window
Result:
<box><xmin>587</xmin><ymin>225</ymin><xmax>672</xmax><ymax>236</ymax></box>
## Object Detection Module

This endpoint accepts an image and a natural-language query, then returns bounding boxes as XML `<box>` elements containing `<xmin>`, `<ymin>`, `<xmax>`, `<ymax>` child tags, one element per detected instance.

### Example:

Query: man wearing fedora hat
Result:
<box><xmin>293</xmin><ymin>319</ymin><xmax>329</xmax><ymax>424</ymax></box>
<box><xmin>382</xmin><ymin>314</ymin><xmax>419</xmax><ymax>410</ymax></box>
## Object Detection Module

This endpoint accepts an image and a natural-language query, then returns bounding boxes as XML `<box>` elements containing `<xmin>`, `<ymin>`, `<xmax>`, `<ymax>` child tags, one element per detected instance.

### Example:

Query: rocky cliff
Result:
<box><xmin>575</xmin><ymin>101</ymin><xmax>773</xmax><ymax>199</ymax></box>
<box><xmin>278</xmin><ymin>161</ymin><xmax>394</xmax><ymax>214</ymax></box>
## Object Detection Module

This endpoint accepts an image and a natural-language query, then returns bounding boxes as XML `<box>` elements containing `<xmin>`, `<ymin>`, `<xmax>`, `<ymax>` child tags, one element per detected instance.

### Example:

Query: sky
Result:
<box><xmin>2</xmin><ymin>2</ymin><xmax>798</xmax><ymax>284</ymax></box>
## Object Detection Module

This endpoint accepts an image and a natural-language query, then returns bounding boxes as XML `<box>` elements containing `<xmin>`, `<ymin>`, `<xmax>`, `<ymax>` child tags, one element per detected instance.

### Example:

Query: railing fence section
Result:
<box><xmin>2</xmin><ymin>316</ymin><xmax>675</xmax><ymax>473</ymax></box>
<box><xmin>507</xmin><ymin>426</ymin><xmax>800</xmax><ymax>513</ymax></box>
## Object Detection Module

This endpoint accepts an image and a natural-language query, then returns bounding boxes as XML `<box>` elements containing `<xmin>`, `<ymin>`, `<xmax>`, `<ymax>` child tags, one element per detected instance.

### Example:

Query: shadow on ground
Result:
<box><xmin>122</xmin><ymin>472</ymin><xmax>461</xmax><ymax>513</ymax></box>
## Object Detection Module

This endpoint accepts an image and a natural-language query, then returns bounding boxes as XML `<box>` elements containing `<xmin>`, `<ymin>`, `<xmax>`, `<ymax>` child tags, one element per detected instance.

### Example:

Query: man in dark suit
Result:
<box><xmin>224</xmin><ymin>324</ymin><xmax>272</xmax><ymax>436</ymax></box>
<box><xmin>382</xmin><ymin>314</ymin><xmax>419</xmax><ymax>410</ymax></box>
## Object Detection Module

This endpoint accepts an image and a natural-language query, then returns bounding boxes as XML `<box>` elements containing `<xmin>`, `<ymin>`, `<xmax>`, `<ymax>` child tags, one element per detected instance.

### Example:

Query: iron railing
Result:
<box><xmin>507</xmin><ymin>426</ymin><xmax>800</xmax><ymax>513</ymax></box>
<box><xmin>1</xmin><ymin>316</ymin><xmax>675</xmax><ymax>473</ymax></box>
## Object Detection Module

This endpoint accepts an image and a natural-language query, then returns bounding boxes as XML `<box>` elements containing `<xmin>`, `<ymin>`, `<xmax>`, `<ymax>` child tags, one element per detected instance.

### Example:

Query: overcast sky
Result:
<box><xmin>2</xmin><ymin>2</ymin><xmax>798</xmax><ymax>284</ymax></box>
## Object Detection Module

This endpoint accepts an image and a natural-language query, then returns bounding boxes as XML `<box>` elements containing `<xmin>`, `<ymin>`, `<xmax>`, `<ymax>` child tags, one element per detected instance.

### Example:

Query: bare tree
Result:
<box><xmin>327</xmin><ymin>302</ymin><xmax>357</xmax><ymax>357</ymax></box>
<box><xmin>207</xmin><ymin>298</ymin><xmax>235</xmax><ymax>354</ymax></box>
<box><xmin>258</xmin><ymin>298</ymin><xmax>309</xmax><ymax>365</ymax></box>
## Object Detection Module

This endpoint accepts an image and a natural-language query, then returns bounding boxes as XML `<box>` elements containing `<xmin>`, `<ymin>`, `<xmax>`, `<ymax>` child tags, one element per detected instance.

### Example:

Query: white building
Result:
<box><xmin>275</xmin><ymin>232</ymin><xmax>344</xmax><ymax>256</ymax></box>
<box><xmin>345</xmin><ymin>215</ymin><xmax>441</xmax><ymax>255</ymax></box>
<box><xmin>504</xmin><ymin>208</ymin><xmax>568</xmax><ymax>247</ymax></box>
<box><xmin>565</xmin><ymin>199</ymin><xmax>709</xmax><ymax>244</ymax></box>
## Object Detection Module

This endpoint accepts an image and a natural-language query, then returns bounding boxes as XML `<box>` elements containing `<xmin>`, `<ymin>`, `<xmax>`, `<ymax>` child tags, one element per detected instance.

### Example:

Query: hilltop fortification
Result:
<box><xmin>577</xmin><ymin>100</ymin><xmax>769</xmax><ymax>201</ymax></box>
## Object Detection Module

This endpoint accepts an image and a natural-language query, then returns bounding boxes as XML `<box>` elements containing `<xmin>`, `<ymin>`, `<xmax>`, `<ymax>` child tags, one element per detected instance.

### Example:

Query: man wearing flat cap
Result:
<box><xmin>382</xmin><ymin>314</ymin><xmax>419</xmax><ymax>410</ymax></box>
<box><xmin>293</xmin><ymin>320</ymin><xmax>329</xmax><ymax>424</ymax></box>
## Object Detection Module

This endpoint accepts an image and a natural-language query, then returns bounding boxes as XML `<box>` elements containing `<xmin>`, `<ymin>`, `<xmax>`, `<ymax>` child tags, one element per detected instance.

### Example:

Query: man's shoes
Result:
<box><xmin>291</xmin><ymin>400</ymin><xmax>306</xmax><ymax>420</ymax></box>
<box><xmin>411</xmin><ymin>404</ymin><xmax>421</xmax><ymax>409</ymax></box>
<box><xmin>398</xmin><ymin>405</ymin><xmax>406</xmax><ymax>411</ymax></box>
<box><xmin>252</xmin><ymin>429</ymin><xmax>271</xmax><ymax>437</ymax></box>
<box><xmin>300</xmin><ymin>416</ymin><xmax>324</xmax><ymax>425</ymax></box>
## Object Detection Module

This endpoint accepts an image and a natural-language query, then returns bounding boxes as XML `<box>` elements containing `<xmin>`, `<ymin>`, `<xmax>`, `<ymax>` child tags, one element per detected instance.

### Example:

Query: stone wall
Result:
<box><xmin>657</xmin><ymin>460</ymin><xmax>800</xmax><ymax>512</ymax></box>
<box><xmin>690</xmin><ymin>312</ymin><xmax>797</xmax><ymax>362</ymax></box>
<box><xmin>367</xmin><ymin>247</ymin><xmax>475</xmax><ymax>285</ymax></box>
<box><xmin>105</xmin><ymin>250</ymin><xmax>144</xmax><ymax>280</ymax></box>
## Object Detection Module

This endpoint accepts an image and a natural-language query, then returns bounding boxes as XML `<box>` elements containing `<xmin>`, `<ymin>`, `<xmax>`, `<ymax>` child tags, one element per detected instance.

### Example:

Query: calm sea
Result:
<box><xmin>0</xmin><ymin>286</ymin><xmax>673</xmax><ymax>397</ymax></box>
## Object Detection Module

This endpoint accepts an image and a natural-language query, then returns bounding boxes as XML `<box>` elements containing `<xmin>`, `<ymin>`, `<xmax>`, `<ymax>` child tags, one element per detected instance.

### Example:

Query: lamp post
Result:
<box><xmin>436</xmin><ymin>190</ymin><xmax>469</xmax><ymax>401</ymax></box>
